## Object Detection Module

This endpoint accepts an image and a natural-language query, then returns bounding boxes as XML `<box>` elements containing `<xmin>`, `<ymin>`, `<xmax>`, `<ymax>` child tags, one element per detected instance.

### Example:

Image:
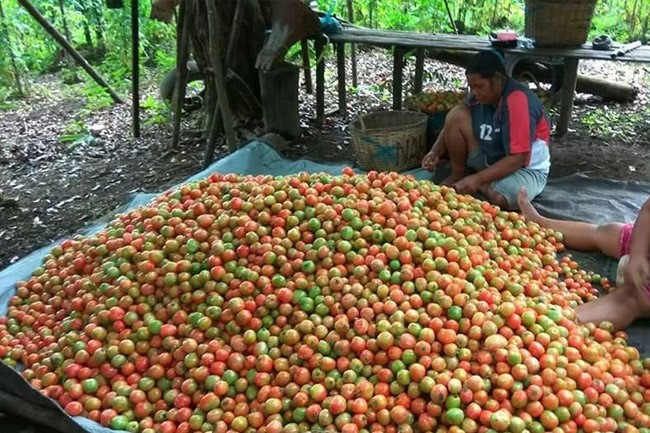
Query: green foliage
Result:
<box><xmin>141</xmin><ymin>94</ymin><xmax>170</xmax><ymax>126</ymax></box>
<box><xmin>581</xmin><ymin>106</ymin><xmax>650</xmax><ymax>141</ymax></box>
<box><xmin>81</xmin><ymin>81</ymin><xmax>116</xmax><ymax>111</ymax></box>
<box><xmin>58</xmin><ymin>118</ymin><xmax>90</xmax><ymax>150</ymax></box>
<box><xmin>0</xmin><ymin>0</ymin><xmax>177</xmax><ymax>104</ymax></box>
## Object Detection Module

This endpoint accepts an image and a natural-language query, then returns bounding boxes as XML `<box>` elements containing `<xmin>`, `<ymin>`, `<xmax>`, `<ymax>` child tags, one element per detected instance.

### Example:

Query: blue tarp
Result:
<box><xmin>1</xmin><ymin>140</ymin><xmax>649</xmax><ymax>433</ymax></box>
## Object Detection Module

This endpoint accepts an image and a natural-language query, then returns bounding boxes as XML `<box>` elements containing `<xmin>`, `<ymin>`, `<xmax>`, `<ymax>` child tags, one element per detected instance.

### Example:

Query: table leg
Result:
<box><xmin>315</xmin><ymin>38</ymin><xmax>325</xmax><ymax>126</ymax></box>
<box><xmin>393</xmin><ymin>47</ymin><xmax>405</xmax><ymax>110</ymax></box>
<box><xmin>301</xmin><ymin>40</ymin><xmax>312</xmax><ymax>94</ymax></box>
<box><xmin>414</xmin><ymin>48</ymin><xmax>425</xmax><ymax>94</ymax></box>
<box><xmin>556</xmin><ymin>57</ymin><xmax>579</xmax><ymax>136</ymax></box>
<box><xmin>336</xmin><ymin>42</ymin><xmax>347</xmax><ymax>116</ymax></box>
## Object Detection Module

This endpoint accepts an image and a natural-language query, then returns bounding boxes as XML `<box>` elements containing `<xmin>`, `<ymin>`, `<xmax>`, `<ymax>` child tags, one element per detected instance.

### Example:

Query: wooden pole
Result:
<box><xmin>442</xmin><ymin>0</ymin><xmax>458</xmax><ymax>34</ymax></box>
<box><xmin>171</xmin><ymin>0</ymin><xmax>191</xmax><ymax>148</ymax></box>
<box><xmin>392</xmin><ymin>47</ymin><xmax>404</xmax><ymax>110</ymax></box>
<box><xmin>204</xmin><ymin>103</ymin><xmax>223</xmax><ymax>168</ymax></box>
<box><xmin>131</xmin><ymin>0</ymin><xmax>140</xmax><ymax>137</ymax></box>
<box><xmin>336</xmin><ymin>42</ymin><xmax>347</xmax><ymax>116</ymax></box>
<box><xmin>346</xmin><ymin>0</ymin><xmax>357</xmax><ymax>87</ymax></box>
<box><xmin>17</xmin><ymin>0</ymin><xmax>123</xmax><ymax>103</ymax></box>
<box><xmin>300</xmin><ymin>40</ymin><xmax>313</xmax><ymax>94</ymax></box>
<box><xmin>205</xmin><ymin>0</ymin><xmax>238</xmax><ymax>152</ymax></box>
<box><xmin>225</xmin><ymin>0</ymin><xmax>244</xmax><ymax>68</ymax></box>
<box><xmin>556</xmin><ymin>58</ymin><xmax>579</xmax><ymax>136</ymax></box>
<box><xmin>315</xmin><ymin>37</ymin><xmax>325</xmax><ymax>126</ymax></box>
<box><xmin>414</xmin><ymin>47</ymin><xmax>424</xmax><ymax>94</ymax></box>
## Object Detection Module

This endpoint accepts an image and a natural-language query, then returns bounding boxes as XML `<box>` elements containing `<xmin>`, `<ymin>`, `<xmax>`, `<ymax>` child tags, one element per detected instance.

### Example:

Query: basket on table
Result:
<box><xmin>350</xmin><ymin>111</ymin><xmax>428</xmax><ymax>172</ymax></box>
<box><xmin>524</xmin><ymin>0</ymin><xmax>597</xmax><ymax>46</ymax></box>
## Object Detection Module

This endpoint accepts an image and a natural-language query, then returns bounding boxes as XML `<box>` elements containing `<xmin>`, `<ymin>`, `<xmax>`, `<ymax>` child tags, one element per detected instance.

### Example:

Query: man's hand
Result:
<box><xmin>452</xmin><ymin>174</ymin><xmax>482</xmax><ymax>195</ymax></box>
<box><xmin>422</xmin><ymin>143</ymin><xmax>446</xmax><ymax>171</ymax></box>
<box><xmin>421</xmin><ymin>151</ymin><xmax>439</xmax><ymax>171</ymax></box>
<box><xmin>625</xmin><ymin>254</ymin><xmax>650</xmax><ymax>292</ymax></box>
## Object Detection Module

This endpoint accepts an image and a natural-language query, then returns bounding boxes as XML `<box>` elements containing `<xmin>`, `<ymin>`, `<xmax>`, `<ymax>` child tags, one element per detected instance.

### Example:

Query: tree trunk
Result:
<box><xmin>57</xmin><ymin>0</ymin><xmax>73</xmax><ymax>43</ymax></box>
<box><xmin>0</xmin><ymin>0</ymin><xmax>25</xmax><ymax>96</ymax></box>
<box><xmin>80</xmin><ymin>15</ymin><xmax>93</xmax><ymax>48</ymax></box>
<box><xmin>205</xmin><ymin>0</ymin><xmax>238</xmax><ymax>152</ymax></box>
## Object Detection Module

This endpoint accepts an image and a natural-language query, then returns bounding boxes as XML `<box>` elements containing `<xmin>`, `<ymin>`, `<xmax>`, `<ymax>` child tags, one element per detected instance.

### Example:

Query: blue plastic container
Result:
<box><xmin>426</xmin><ymin>111</ymin><xmax>448</xmax><ymax>146</ymax></box>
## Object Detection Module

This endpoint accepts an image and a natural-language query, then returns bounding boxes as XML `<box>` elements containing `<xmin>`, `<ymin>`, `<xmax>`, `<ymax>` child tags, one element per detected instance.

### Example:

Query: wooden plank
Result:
<box><xmin>556</xmin><ymin>58</ymin><xmax>579</xmax><ymax>136</ymax></box>
<box><xmin>325</xmin><ymin>26</ymin><xmax>650</xmax><ymax>63</ymax></box>
<box><xmin>315</xmin><ymin>38</ymin><xmax>325</xmax><ymax>126</ymax></box>
<box><xmin>414</xmin><ymin>48</ymin><xmax>425</xmax><ymax>94</ymax></box>
<box><xmin>393</xmin><ymin>47</ymin><xmax>404</xmax><ymax>110</ymax></box>
<box><xmin>336</xmin><ymin>42</ymin><xmax>347</xmax><ymax>115</ymax></box>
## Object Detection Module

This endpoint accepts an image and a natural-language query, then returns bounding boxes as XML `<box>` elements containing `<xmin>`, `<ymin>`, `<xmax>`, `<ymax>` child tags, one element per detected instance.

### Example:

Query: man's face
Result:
<box><xmin>467</xmin><ymin>73</ymin><xmax>500</xmax><ymax>105</ymax></box>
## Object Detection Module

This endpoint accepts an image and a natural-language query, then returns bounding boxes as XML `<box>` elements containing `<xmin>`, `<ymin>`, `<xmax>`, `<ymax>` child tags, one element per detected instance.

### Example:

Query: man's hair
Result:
<box><xmin>466</xmin><ymin>51</ymin><xmax>507</xmax><ymax>78</ymax></box>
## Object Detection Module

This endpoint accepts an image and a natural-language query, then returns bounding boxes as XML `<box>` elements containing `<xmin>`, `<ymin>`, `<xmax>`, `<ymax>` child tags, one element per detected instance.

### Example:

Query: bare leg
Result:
<box><xmin>435</xmin><ymin>105</ymin><xmax>479</xmax><ymax>185</ymax></box>
<box><xmin>517</xmin><ymin>187</ymin><xmax>623</xmax><ymax>259</ymax></box>
<box><xmin>480</xmin><ymin>184</ymin><xmax>510</xmax><ymax>211</ymax></box>
<box><xmin>576</xmin><ymin>283</ymin><xmax>650</xmax><ymax>331</ymax></box>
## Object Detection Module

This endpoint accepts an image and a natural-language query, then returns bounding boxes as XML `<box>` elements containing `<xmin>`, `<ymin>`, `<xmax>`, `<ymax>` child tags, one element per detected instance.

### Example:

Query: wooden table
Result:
<box><xmin>312</xmin><ymin>26</ymin><xmax>650</xmax><ymax>135</ymax></box>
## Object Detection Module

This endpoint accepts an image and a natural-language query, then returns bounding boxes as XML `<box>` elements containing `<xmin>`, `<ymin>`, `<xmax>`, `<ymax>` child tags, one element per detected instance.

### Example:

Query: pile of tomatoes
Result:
<box><xmin>1</xmin><ymin>169</ymin><xmax>649</xmax><ymax>433</ymax></box>
<box><xmin>405</xmin><ymin>91</ymin><xmax>467</xmax><ymax>115</ymax></box>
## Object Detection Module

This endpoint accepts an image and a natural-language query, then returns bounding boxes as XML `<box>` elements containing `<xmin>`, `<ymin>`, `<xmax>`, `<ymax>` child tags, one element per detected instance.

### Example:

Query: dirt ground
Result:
<box><xmin>0</xmin><ymin>49</ymin><xmax>649</xmax><ymax>271</ymax></box>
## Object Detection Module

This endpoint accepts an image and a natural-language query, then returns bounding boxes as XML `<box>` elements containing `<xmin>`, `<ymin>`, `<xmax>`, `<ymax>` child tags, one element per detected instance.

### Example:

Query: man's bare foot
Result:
<box><xmin>517</xmin><ymin>187</ymin><xmax>543</xmax><ymax>223</ymax></box>
<box><xmin>576</xmin><ymin>283</ymin><xmax>650</xmax><ymax>332</ymax></box>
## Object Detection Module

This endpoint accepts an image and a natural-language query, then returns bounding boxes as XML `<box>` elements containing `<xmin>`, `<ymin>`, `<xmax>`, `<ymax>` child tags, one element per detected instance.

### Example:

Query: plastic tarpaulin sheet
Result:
<box><xmin>1</xmin><ymin>140</ymin><xmax>649</xmax><ymax>433</ymax></box>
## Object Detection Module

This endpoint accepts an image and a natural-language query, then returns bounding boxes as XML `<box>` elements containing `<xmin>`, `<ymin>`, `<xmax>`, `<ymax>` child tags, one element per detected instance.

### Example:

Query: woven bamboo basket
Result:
<box><xmin>350</xmin><ymin>111</ymin><xmax>428</xmax><ymax>172</ymax></box>
<box><xmin>524</xmin><ymin>0</ymin><xmax>597</xmax><ymax>46</ymax></box>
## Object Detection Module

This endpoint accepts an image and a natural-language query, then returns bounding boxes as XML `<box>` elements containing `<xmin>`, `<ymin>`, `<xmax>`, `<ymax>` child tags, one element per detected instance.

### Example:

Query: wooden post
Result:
<box><xmin>171</xmin><ymin>0</ymin><xmax>191</xmax><ymax>148</ymax></box>
<box><xmin>131</xmin><ymin>0</ymin><xmax>140</xmax><ymax>137</ymax></box>
<box><xmin>414</xmin><ymin>48</ymin><xmax>425</xmax><ymax>94</ymax></box>
<box><xmin>346</xmin><ymin>0</ymin><xmax>357</xmax><ymax>87</ymax></box>
<box><xmin>392</xmin><ymin>47</ymin><xmax>405</xmax><ymax>110</ymax></box>
<box><xmin>336</xmin><ymin>42</ymin><xmax>347</xmax><ymax>116</ymax></box>
<box><xmin>204</xmin><ymin>103</ymin><xmax>223</xmax><ymax>168</ymax></box>
<box><xmin>556</xmin><ymin>57</ymin><xmax>579</xmax><ymax>136</ymax></box>
<box><xmin>225</xmin><ymin>0</ymin><xmax>244</xmax><ymax>68</ymax></box>
<box><xmin>301</xmin><ymin>40</ymin><xmax>313</xmax><ymax>94</ymax></box>
<box><xmin>205</xmin><ymin>0</ymin><xmax>238</xmax><ymax>152</ymax></box>
<box><xmin>17</xmin><ymin>0</ymin><xmax>122</xmax><ymax>103</ymax></box>
<box><xmin>315</xmin><ymin>37</ymin><xmax>325</xmax><ymax>126</ymax></box>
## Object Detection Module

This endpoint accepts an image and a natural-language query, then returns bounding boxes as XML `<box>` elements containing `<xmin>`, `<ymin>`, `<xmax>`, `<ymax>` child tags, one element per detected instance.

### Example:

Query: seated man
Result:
<box><xmin>422</xmin><ymin>51</ymin><xmax>551</xmax><ymax>210</ymax></box>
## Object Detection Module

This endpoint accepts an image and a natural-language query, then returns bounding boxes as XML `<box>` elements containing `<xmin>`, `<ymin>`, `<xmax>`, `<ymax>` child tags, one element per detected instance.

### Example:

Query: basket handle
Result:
<box><xmin>518</xmin><ymin>71</ymin><xmax>543</xmax><ymax>92</ymax></box>
<box><xmin>357</xmin><ymin>114</ymin><xmax>367</xmax><ymax>131</ymax></box>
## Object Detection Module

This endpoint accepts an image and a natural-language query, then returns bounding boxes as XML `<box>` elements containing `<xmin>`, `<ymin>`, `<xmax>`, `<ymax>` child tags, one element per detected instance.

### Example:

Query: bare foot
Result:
<box><xmin>517</xmin><ymin>187</ymin><xmax>542</xmax><ymax>223</ymax></box>
<box><xmin>576</xmin><ymin>283</ymin><xmax>650</xmax><ymax>332</ymax></box>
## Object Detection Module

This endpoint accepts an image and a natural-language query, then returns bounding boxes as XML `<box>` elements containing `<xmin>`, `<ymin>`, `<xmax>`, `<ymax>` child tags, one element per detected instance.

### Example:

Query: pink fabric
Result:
<box><xmin>618</xmin><ymin>223</ymin><xmax>650</xmax><ymax>297</ymax></box>
<box><xmin>619</xmin><ymin>223</ymin><xmax>634</xmax><ymax>256</ymax></box>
